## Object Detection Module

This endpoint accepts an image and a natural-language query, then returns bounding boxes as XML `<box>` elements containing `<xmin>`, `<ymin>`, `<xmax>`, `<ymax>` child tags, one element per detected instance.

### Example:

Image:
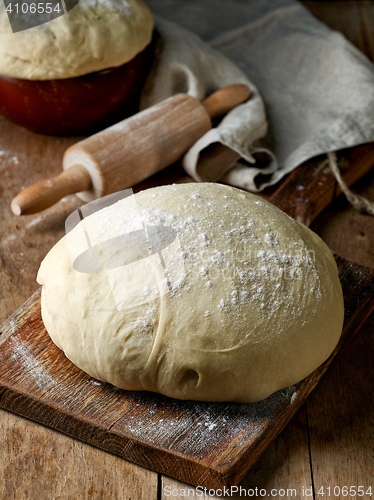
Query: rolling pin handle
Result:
<box><xmin>11</xmin><ymin>165</ymin><xmax>92</xmax><ymax>216</ymax></box>
<box><xmin>202</xmin><ymin>83</ymin><xmax>251</xmax><ymax>119</ymax></box>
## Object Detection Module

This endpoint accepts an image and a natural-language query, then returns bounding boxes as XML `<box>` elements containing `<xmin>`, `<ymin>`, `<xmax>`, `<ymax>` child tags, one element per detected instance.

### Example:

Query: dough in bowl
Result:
<box><xmin>0</xmin><ymin>0</ymin><xmax>154</xmax><ymax>80</ymax></box>
<box><xmin>37</xmin><ymin>183</ymin><xmax>344</xmax><ymax>403</ymax></box>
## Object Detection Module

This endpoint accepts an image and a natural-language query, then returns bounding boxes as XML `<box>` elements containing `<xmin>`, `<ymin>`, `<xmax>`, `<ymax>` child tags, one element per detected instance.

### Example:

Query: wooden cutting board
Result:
<box><xmin>1</xmin><ymin>145</ymin><xmax>374</xmax><ymax>489</ymax></box>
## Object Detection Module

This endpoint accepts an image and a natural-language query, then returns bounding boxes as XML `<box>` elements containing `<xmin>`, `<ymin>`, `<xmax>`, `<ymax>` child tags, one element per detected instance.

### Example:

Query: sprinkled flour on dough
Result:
<box><xmin>37</xmin><ymin>183</ymin><xmax>344</xmax><ymax>403</ymax></box>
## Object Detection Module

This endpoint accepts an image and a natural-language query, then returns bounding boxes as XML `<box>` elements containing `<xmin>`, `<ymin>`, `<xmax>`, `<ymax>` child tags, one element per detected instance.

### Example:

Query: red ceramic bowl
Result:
<box><xmin>0</xmin><ymin>40</ymin><xmax>154</xmax><ymax>136</ymax></box>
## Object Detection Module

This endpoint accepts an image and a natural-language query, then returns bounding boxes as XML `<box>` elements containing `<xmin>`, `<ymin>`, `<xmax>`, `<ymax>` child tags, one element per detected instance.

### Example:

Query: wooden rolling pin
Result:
<box><xmin>11</xmin><ymin>84</ymin><xmax>251</xmax><ymax>215</ymax></box>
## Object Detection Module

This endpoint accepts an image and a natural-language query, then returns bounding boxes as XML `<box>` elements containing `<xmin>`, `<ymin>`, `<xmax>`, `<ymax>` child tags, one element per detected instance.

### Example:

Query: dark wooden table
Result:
<box><xmin>1</xmin><ymin>2</ymin><xmax>374</xmax><ymax>499</ymax></box>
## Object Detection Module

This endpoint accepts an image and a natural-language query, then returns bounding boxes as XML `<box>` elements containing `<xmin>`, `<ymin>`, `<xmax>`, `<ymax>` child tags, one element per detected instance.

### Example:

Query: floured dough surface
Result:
<box><xmin>37</xmin><ymin>183</ymin><xmax>344</xmax><ymax>403</ymax></box>
<box><xmin>0</xmin><ymin>0</ymin><xmax>154</xmax><ymax>80</ymax></box>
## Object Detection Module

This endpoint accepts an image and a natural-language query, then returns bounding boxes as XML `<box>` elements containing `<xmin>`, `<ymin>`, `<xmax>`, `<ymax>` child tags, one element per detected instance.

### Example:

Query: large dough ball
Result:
<box><xmin>37</xmin><ymin>183</ymin><xmax>344</xmax><ymax>403</ymax></box>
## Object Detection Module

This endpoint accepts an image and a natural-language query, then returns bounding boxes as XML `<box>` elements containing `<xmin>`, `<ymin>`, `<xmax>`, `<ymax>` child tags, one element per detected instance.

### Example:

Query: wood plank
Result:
<box><xmin>268</xmin><ymin>145</ymin><xmax>374</xmax><ymax>225</ymax></box>
<box><xmin>310</xmin><ymin>170</ymin><xmax>374</xmax><ymax>268</ymax></box>
<box><xmin>1</xmin><ymin>255</ymin><xmax>373</xmax><ymax>490</ymax></box>
<box><xmin>291</xmin><ymin>7</ymin><xmax>374</xmax><ymax>496</ymax></box>
<box><xmin>161</xmin><ymin>407</ymin><xmax>313</xmax><ymax>498</ymax></box>
<box><xmin>306</xmin><ymin>3</ymin><xmax>374</xmax><ymax>481</ymax></box>
<box><xmin>0</xmin><ymin>118</ymin><xmax>79</xmax><ymax>325</ymax></box>
<box><xmin>0</xmin><ymin>408</ymin><xmax>158</xmax><ymax>500</ymax></box>
<box><xmin>307</xmin><ymin>313</ymin><xmax>374</xmax><ymax>499</ymax></box>
<box><xmin>359</xmin><ymin>2</ymin><xmax>374</xmax><ymax>61</ymax></box>
<box><xmin>302</xmin><ymin>1</ymin><xmax>367</xmax><ymax>56</ymax></box>
<box><xmin>307</xmin><ymin>132</ymin><xmax>374</xmax><ymax>498</ymax></box>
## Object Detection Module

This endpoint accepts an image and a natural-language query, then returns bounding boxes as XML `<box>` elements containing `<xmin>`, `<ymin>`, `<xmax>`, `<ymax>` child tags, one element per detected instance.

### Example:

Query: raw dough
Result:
<box><xmin>0</xmin><ymin>0</ymin><xmax>154</xmax><ymax>80</ymax></box>
<box><xmin>37</xmin><ymin>183</ymin><xmax>344</xmax><ymax>403</ymax></box>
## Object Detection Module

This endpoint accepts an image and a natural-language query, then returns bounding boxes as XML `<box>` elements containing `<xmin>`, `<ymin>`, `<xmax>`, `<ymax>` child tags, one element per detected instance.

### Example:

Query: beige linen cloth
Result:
<box><xmin>142</xmin><ymin>0</ymin><xmax>374</xmax><ymax>192</ymax></box>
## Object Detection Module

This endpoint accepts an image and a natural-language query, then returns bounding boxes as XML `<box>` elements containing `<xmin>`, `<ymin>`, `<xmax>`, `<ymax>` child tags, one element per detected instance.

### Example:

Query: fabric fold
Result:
<box><xmin>141</xmin><ymin>1</ymin><xmax>374</xmax><ymax>191</ymax></box>
<box><xmin>140</xmin><ymin>17</ymin><xmax>274</xmax><ymax>191</ymax></box>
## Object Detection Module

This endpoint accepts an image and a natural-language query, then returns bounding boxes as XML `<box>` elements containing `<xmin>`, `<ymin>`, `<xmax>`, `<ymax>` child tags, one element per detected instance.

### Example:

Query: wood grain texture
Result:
<box><xmin>303</xmin><ymin>5</ymin><xmax>374</xmax><ymax>494</ymax></box>
<box><xmin>0</xmin><ymin>120</ymin><xmax>79</xmax><ymax>325</ymax></box>
<box><xmin>161</xmin><ymin>407</ymin><xmax>313</xmax><ymax>498</ymax></box>
<box><xmin>310</xmin><ymin>170</ymin><xmax>374</xmax><ymax>269</ymax></box>
<box><xmin>0</xmin><ymin>409</ymin><xmax>157</xmax><ymax>500</ymax></box>
<box><xmin>302</xmin><ymin>1</ymin><xmax>374</xmax><ymax>60</ymax></box>
<box><xmin>11</xmin><ymin>164</ymin><xmax>92</xmax><ymax>216</ymax></box>
<box><xmin>269</xmin><ymin>145</ymin><xmax>374</xmax><ymax>225</ymax></box>
<box><xmin>62</xmin><ymin>93</ymin><xmax>212</xmax><ymax>200</ymax></box>
<box><xmin>10</xmin><ymin>84</ymin><xmax>250</xmax><ymax>214</ymax></box>
<box><xmin>1</xmin><ymin>256</ymin><xmax>373</xmax><ymax>490</ymax></box>
<box><xmin>202</xmin><ymin>84</ymin><xmax>250</xmax><ymax>119</ymax></box>
<box><xmin>308</xmin><ymin>314</ymin><xmax>374</xmax><ymax>499</ymax></box>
